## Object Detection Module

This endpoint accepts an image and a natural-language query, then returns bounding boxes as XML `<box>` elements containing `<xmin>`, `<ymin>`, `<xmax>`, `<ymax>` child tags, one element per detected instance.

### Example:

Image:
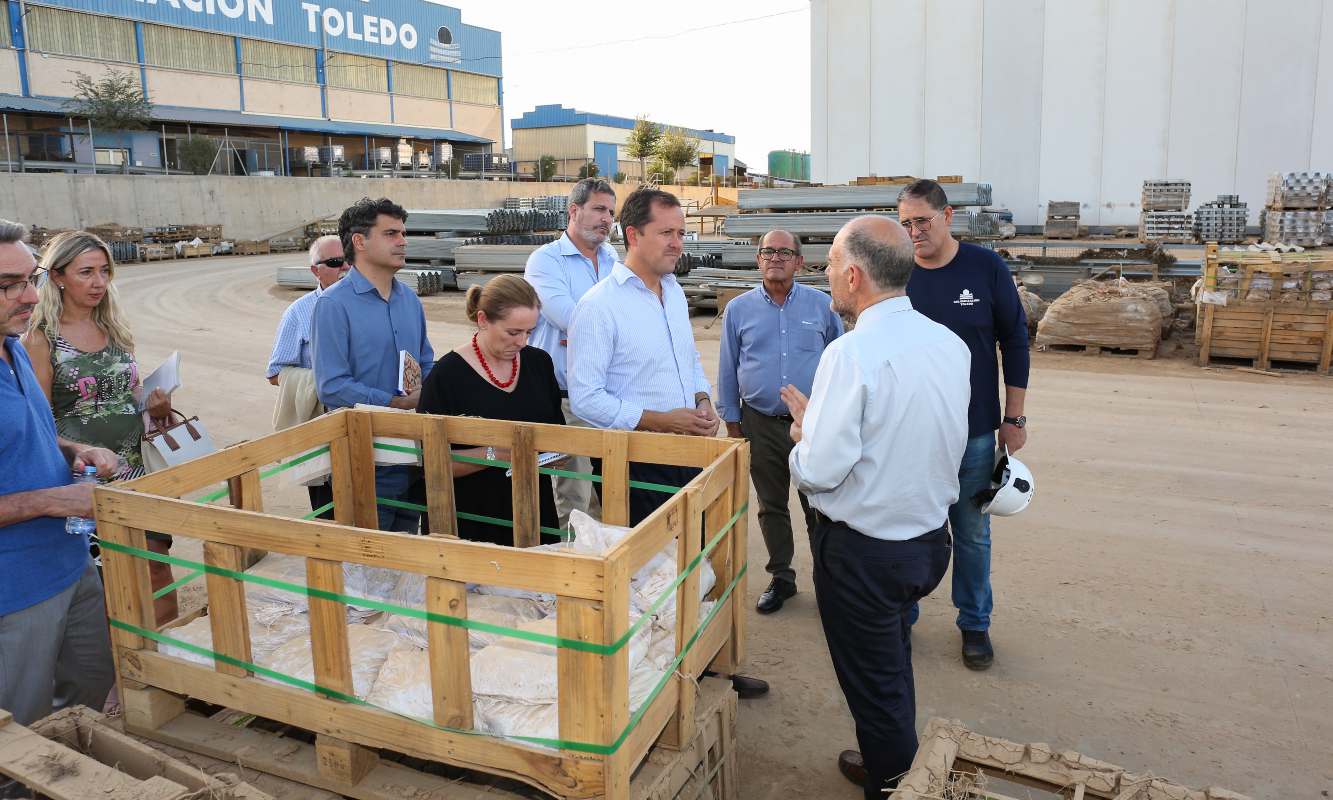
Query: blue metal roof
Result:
<box><xmin>511</xmin><ymin>104</ymin><xmax>734</xmax><ymax>145</ymax></box>
<box><xmin>0</xmin><ymin>94</ymin><xmax>491</xmax><ymax>143</ymax></box>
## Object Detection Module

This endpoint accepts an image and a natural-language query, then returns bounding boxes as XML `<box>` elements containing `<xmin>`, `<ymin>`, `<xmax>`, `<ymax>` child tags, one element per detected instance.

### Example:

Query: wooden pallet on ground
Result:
<box><xmin>0</xmin><ymin>706</ymin><xmax>274</xmax><ymax>799</ymax></box>
<box><xmin>234</xmin><ymin>240</ymin><xmax>272</xmax><ymax>256</ymax></box>
<box><xmin>1039</xmin><ymin>341</ymin><xmax>1156</xmax><ymax>359</ymax></box>
<box><xmin>892</xmin><ymin>717</ymin><xmax>1250</xmax><ymax>800</ymax></box>
<box><xmin>96</xmin><ymin>408</ymin><xmax>750</xmax><ymax>800</ymax></box>
<box><xmin>1195</xmin><ymin>243</ymin><xmax>1333</xmax><ymax>373</ymax></box>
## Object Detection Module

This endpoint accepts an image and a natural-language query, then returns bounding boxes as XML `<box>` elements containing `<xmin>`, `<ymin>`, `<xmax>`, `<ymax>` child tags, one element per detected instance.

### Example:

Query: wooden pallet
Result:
<box><xmin>101</xmin><ymin>678</ymin><xmax>736</xmax><ymax>800</ymax></box>
<box><xmin>892</xmin><ymin>718</ymin><xmax>1249</xmax><ymax>800</ymax></box>
<box><xmin>234</xmin><ymin>240</ymin><xmax>272</xmax><ymax>256</ymax></box>
<box><xmin>1195</xmin><ymin>243</ymin><xmax>1333</xmax><ymax>373</ymax></box>
<box><xmin>96</xmin><ymin>409</ymin><xmax>750</xmax><ymax>800</ymax></box>
<box><xmin>0</xmin><ymin>706</ymin><xmax>275</xmax><ymax>799</ymax></box>
<box><xmin>1040</xmin><ymin>341</ymin><xmax>1156</xmax><ymax>359</ymax></box>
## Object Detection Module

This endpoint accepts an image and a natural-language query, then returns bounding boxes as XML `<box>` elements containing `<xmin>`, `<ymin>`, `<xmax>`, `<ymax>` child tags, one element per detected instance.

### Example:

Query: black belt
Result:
<box><xmin>744</xmin><ymin>404</ymin><xmax>792</xmax><ymax>423</ymax></box>
<box><xmin>813</xmin><ymin>510</ymin><xmax>949</xmax><ymax>540</ymax></box>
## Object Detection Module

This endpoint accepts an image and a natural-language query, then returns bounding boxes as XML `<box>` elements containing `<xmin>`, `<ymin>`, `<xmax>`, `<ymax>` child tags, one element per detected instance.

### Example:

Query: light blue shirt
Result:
<box><xmin>568</xmin><ymin>262</ymin><xmax>711</xmax><ymax>431</ymax></box>
<box><xmin>790</xmin><ymin>296</ymin><xmax>971</xmax><ymax>541</ymax></box>
<box><xmin>265</xmin><ymin>285</ymin><xmax>321</xmax><ymax>378</ymax></box>
<box><xmin>716</xmin><ymin>283</ymin><xmax>843</xmax><ymax>423</ymax></box>
<box><xmin>523</xmin><ymin>233</ymin><xmax>617</xmax><ymax>390</ymax></box>
<box><xmin>312</xmin><ymin>267</ymin><xmax>434</xmax><ymax>409</ymax></box>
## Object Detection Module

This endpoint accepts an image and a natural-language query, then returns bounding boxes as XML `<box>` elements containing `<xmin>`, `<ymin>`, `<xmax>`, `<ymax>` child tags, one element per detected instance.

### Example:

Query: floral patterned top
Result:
<box><xmin>49</xmin><ymin>334</ymin><xmax>145</xmax><ymax>481</ymax></box>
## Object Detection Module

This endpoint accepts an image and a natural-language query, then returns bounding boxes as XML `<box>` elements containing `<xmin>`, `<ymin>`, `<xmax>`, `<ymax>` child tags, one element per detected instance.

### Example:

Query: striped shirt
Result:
<box><xmin>568</xmin><ymin>261</ymin><xmax>711</xmax><ymax>431</ymax></box>
<box><xmin>266</xmin><ymin>286</ymin><xmax>322</xmax><ymax>378</ymax></box>
<box><xmin>523</xmin><ymin>233</ymin><xmax>617</xmax><ymax>391</ymax></box>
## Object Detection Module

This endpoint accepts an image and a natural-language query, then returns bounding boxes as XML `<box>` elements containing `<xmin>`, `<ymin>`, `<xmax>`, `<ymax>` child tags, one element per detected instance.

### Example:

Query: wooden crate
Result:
<box><xmin>179</xmin><ymin>243</ymin><xmax>212</xmax><ymax>258</ymax></box>
<box><xmin>0</xmin><ymin>706</ymin><xmax>274</xmax><ymax>799</ymax></box>
<box><xmin>892</xmin><ymin>718</ymin><xmax>1250</xmax><ymax>800</ymax></box>
<box><xmin>1196</xmin><ymin>243</ymin><xmax>1333</xmax><ymax>373</ymax></box>
<box><xmin>140</xmin><ymin>244</ymin><xmax>176</xmax><ymax>262</ymax></box>
<box><xmin>234</xmin><ymin>240</ymin><xmax>272</xmax><ymax>256</ymax></box>
<box><xmin>94</xmin><ymin>409</ymin><xmax>750</xmax><ymax>800</ymax></box>
<box><xmin>935</xmin><ymin>175</ymin><xmax>962</xmax><ymax>184</ymax></box>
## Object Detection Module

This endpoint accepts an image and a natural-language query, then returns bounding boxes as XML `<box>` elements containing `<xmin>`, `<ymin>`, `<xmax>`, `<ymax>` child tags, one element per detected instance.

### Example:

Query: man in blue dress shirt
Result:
<box><xmin>717</xmin><ymin>230</ymin><xmax>842</xmax><ymax>615</ymax></box>
<box><xmin>313</xmin><ymin>198</ymin><xmax>434</xmax><ymax>533</ymax></box>
<box><xmin>523</xmin><ymin>178</ymin><xmax>618</xmax><ymax>527</ymax></box>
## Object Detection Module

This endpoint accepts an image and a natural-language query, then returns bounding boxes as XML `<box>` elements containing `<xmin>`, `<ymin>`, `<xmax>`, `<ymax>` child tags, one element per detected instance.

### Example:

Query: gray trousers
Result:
<box><xmin>0</xmin><ymin>563</ymin><xmax>115</xmax><ymax>725</ymax></box>
<box><xmin>741</xmin><ymin>404</ymin><xmax>816</xmax><ymax>586</ymax></box>
<box><xmin>553</xmin><ymin>397</ymin><xmax>601</xmax><ymax>529</ymax></box>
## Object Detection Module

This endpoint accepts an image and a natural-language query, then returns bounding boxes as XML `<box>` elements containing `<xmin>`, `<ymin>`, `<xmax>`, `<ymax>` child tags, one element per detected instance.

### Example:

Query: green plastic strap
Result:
<box><xmin>196</xmin><ymin>445</ymin><xmax>334</xmax><ymax>504</ymax></box>
<box><xmin>107</xmin><ymin>560</ymin><xmax>745</xmax><ymax>754</ymax></box>
<box><xmin>302</xmin><ymin>501</ymin><xmax>335</xmax><ymax>521</ymax></box>
<box><xmin>153</xmin><ymin>569</ymin><xmax>202</xmax><ymax>600</ymax></box>
<box><xmin>377</xmin><ymin>442</ymin><xmax>681</xmax><ymax>495</ymax></box>
<box><xmin>100</xmin><ymin>502</ymin><xmax>746</xmax><ymax>658</ymax></box>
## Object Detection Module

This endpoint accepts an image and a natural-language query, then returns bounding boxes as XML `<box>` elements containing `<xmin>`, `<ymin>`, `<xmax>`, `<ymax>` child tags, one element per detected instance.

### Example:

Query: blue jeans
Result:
<box><xmin>376</xmin><ymin>465</ymin><xmax>421</xmax><ymax>534</ymax></box>
<box><xmin>909</xmin><ymin>432</ymin><xmax>995</xmax><ymax>631</ymax></box>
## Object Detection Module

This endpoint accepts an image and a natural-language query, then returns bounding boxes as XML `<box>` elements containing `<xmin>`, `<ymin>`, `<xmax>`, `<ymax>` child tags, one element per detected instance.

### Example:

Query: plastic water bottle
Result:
<box><xmin>65</xmin><ymin>466</ymin><xmax>99</xmax><ymax>537</ymax></box>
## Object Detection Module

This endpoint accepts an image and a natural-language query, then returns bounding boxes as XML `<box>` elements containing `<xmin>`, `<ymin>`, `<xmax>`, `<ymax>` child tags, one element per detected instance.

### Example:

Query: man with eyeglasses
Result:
<box><xmin>265</xmin><ymin>234</ymin><xmax>348</xmax><ymax>519</ymax></box>
<box><xmin>0</xmin><ymin>219</ymin><xmax>119</xmax><ymax>729</ymax></box>
<box><xmin>899</xmin><ymin>179</ymin><xmax>1029</xmax><ymax>671</ymax></box>
<box><xmin>717</xmin><ymin>229</ymin><xmax>842</xmax><ymax>614</ymax></box>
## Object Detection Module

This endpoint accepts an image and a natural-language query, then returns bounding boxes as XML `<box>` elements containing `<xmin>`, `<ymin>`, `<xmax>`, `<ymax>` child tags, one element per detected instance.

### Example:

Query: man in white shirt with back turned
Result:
<box><xmin>781</xmin><ymin>215</ymin><xmax>970</xmax><ymax>799</ymax></box>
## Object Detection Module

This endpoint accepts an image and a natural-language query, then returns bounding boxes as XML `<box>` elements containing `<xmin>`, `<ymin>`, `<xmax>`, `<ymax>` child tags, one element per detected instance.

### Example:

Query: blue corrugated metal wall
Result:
<box><xmin>513</xmin><ymin>104</ymin><xmax>734</xmax><ymax>145</ymax></box>
<box><xmin>593</xmin><ymin>141</ymin><xmax>618</xmax><ymax>179</ymax></box>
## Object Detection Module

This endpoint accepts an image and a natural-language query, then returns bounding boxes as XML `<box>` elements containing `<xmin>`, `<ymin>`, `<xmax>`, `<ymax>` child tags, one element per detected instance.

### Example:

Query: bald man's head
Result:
<box><xmin>833</xmin><ymin>215</ymin><xmax>916</xmax><ymax>292</ymax></box>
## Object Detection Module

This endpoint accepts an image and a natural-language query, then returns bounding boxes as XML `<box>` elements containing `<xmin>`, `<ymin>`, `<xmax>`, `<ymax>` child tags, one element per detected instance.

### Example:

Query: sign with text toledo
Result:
<box><xmin>32</xmin><ymin>0</ymin><xmax>501</xmax><ymax>75</ymax></box>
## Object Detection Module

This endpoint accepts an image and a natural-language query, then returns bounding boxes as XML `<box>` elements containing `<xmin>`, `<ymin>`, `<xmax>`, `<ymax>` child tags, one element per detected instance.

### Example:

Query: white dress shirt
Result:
<box><xmin>568</xmin><ymin>261</ymin><xmax>711</xmax><ymax>430</ymax></box>
<box><xmin>523</xmin><ymin>233</ymin><xmax>617</xmax><ymax>390</ymax></box>
<box><xmin>789</xmin><ymin>295</ymin><xmax>971</xmax><ymax>541</ymax></box>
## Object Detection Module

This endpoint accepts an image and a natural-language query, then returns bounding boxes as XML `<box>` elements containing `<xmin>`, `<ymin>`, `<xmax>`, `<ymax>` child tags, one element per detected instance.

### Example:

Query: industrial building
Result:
<box><xmin>810</xmin><ymin>0</ymin><xmax>1333</xmax><ymax>226</ymax></box>
<box><xmin>510</xmin><ymin>104</ymin><xmax>736</xmax><ymax>183</ymax></box>
<box><xmin>0</xmin><ymin>0</ymin><xmax>504</xmax><ymax>175</ymax></box>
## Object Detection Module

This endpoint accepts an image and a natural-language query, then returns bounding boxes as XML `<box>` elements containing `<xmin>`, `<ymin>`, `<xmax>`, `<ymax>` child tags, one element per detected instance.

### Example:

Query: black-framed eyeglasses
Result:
<box><xmin>758</xmin><ymin>247</ymin><xmax>797</xmax><ymax>262</ymax></box>
<box><xmin>315</xmin><ymin>257</ymin><xmax>347</xmax><ymax>269</ymax></box>
<box><xmin>0</xmin><ymin>267</ymin><xmax>45</xmax><ymax>300</ymax></box>
<box><xmin>900</xmin><ymin>211</ymin><xmax>943</xmax><ymax>232</ymax></box>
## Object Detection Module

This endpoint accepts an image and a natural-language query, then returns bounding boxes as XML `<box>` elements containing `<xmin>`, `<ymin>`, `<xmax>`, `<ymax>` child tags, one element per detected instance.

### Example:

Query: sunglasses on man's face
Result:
<box><xmin>316</xmin><ymin>257</ymin><xmax>347</xmax><ymax>269</ymax></box>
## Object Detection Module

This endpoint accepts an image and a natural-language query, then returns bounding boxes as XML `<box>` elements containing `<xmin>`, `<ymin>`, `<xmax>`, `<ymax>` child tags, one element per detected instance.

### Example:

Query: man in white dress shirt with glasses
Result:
<box><xmin>781</xmin><ymin>215</ymin><xmax>970</xmax><ymax>799</ymax></box>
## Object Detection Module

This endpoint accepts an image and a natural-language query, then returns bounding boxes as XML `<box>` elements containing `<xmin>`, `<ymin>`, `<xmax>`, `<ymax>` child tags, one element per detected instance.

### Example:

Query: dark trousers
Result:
<box><xmin>307</xmin><ymin>481</ymin><xmax>335</xmax><ymax>520</ymax></box>
<box><xmin>741</xmin><ymin>404</ymin><xmax>815</xmax><ymax>586</ymax></box>
<box><xmin>592</xmin><ymin>460</ymin><xmax>701</xmax><ymax>527</ymax></box>
<box><xmin>811</xmin><ymin>514</ymin><xmax>951</xmax><ymax>800</ymax></box>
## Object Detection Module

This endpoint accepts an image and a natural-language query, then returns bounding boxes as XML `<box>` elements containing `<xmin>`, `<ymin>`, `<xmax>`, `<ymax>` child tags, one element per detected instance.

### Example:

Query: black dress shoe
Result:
<box><xmin>837</xmin><ymin>749</ymin><xmax>866</xmax><ymax>787</ymax></box>
<box><xmin>729</xmin><ymin>673</ymin><xmax>769</xmax><ymax>699</ymax></box>
<box><xmin>755</xmin><ymin>579</ymin><xmax>797</xmax><ymax>614</ymax></box>
<box><xmin>961</xmin><ymin>629</ymin><xmax>994</xmax><ymax>671</ymax></box>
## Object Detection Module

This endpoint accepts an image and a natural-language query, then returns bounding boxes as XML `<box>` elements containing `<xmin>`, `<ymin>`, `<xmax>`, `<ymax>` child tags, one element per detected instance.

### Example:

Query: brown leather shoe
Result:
<box><xmin>838</xmin><ymin>749</ymin><xmax>866</xmax><ymax>787</ymax></box>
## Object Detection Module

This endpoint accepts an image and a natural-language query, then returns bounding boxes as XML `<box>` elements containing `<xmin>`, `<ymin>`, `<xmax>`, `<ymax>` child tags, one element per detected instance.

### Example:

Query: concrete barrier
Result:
<box><xmin>0</xmin><ymin>174</ymin><xmax>736</xmax><ymax>240</ymax></box>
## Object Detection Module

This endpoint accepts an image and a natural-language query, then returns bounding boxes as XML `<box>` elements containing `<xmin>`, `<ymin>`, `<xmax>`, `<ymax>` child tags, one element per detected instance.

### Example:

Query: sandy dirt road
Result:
<box><xmin>113</xmin><ymin>253</ymin><xmax>1331</xmax><ymax>799</ymax></box>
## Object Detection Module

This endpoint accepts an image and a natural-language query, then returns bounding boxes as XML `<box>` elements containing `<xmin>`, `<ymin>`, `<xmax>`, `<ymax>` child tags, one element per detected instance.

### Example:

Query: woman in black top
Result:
<box><xmin>417</xmin><ymin>275</ymin><xmax>564</xmax><ymax>545</ymax></box>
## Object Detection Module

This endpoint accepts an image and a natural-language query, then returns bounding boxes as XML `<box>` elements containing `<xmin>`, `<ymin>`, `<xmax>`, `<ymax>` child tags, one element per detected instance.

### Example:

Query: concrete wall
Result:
<box><xmin>240</xmin><ymin>78</ymin><xmax>322</xmax><ymax>118</ymax></box>
<box><xmin>327</xmin><ymin>88</ymin><xmax>393</xmax><ymax>125</ymax></box>
<box><xmin>28</xmin><ymin>54</ymin><xmax>136</xmax><ymax>98</ymax></box>
<box><xmin>811</xmin><ymin>0</ymin><xmax>1333</xmax><ymax>226</ymax></box>
<box><xmin>145</xmin><ymin>67</ymin><xmax>239</xmax><ymax>110</ymax></box>
<box><xmin>0</xmin><ymin>174</ymin><xmax>738</xmax><ymax>240</ymax></box>
<box><xmin>0</xmin><ymin>50</ymin><xmax>22</xmax><ymax>95</ymax></box>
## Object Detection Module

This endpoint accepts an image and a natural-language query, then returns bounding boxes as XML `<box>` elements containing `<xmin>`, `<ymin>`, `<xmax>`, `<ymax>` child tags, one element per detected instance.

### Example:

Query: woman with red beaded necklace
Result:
<box><xmin>416</xmin><ymin>275</ymin><xmax>565</xmax><ymax>544</ymax></box>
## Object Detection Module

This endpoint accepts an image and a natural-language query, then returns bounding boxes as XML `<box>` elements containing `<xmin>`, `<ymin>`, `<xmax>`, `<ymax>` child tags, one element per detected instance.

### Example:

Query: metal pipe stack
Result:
<box><xmin>724</xmin><ymin>210</ymin><xmax>974</xmax><ymax>239</ymax></box>
<box><xmin>405</xmin><ymin>208</ymin><xmax>566</xmax><ymax>235</ymax></box>
<box><xmin>1193</xmin><ymin>195</ymin><xmax>1248</xmax><ymax>244</ymax></box>
<box><xmin>738</xmin><ymin>183</ymin><xmax>992</xmax><ymax>212</ymax></box>
<box><xmin>405</xmin><ymin>236</ymin><xmax>469</xmax><ymax>262</ymax></box>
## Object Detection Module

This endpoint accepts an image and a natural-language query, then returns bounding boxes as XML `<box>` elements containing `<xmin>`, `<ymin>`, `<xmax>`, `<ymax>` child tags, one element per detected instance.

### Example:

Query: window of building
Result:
<box><xmin>240</xmin><ymin>39</ymin><xmax>316</xmax><ymax>84</ymax></box>
<box><xmin>25</xmin><ymin>7</ymin><xmax>135</xmax><ymax>63</ymax></box>
<box><xmin>0</xmin><ymin>4</ymin><xmax>11</xmax><ymax>49</ymax></box>
<box><xmin>449</xmin><ymin>71</ymin><xmax>499</xmax><ymax>106</ymax></box>
<box><xmin>392</xmin><ymin>62</ymin><xmax>446</xmax><ymax>100</ymax></box>
<box><xmin>143</xmin><ymin>24</ymin><xmax>234</xmax><ymax>75</ymax></box>
<box><xmin>326</xmin><ymin>52</ymin><xmax>388</xmax><ymax>93</ymax></box>
<box><xmin>95</xmin><ymin>148</ymin><xmax>128</xmax><ymax>166</ymax></box>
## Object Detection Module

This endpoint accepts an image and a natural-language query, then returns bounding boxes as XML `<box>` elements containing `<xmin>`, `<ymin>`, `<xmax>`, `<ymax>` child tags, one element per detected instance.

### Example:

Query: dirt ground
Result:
<box><xmin>114</xmin><ymin>253</ymin><xmax>1332</xmax><ymax>799</ymax></box>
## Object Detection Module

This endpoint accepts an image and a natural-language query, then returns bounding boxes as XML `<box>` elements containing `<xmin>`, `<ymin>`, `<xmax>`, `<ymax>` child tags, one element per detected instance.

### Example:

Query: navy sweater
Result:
<box><xmin>906</xmin><ymin>243</ymin><xmax>1029</xmax><ymax>438</ymax></box>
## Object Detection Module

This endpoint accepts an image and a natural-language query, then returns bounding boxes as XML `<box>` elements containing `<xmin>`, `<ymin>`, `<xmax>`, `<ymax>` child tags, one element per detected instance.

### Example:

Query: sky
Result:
<box><xmin>436</xmin><ymin>0</ymin><xmax>811</xmax><ymax>170</ymax></box>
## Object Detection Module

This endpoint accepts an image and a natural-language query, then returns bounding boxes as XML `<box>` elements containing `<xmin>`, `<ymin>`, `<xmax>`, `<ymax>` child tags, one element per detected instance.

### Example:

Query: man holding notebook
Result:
<box><xmin>313</xmin><ymin>197</ymin><xmax>434</xmax><ymax>533</ymax></box>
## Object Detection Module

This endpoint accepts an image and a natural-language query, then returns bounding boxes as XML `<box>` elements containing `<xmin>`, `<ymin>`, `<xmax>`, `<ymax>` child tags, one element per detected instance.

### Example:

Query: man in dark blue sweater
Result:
<box><xmin>902</xmin><ymin>180</ymin><xmax>1029</xmax><ymax>671</ymax></box>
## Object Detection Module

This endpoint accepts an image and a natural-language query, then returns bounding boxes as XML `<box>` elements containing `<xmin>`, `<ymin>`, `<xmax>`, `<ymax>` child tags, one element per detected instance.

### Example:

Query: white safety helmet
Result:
<box><xmin>975</xmin><ymin>446</ymin><xmax>1034</xmax><ymax>516</ymax></box>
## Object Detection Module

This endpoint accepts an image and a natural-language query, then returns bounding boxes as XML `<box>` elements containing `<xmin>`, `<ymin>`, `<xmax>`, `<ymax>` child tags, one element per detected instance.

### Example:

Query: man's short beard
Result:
<box><xmin>578</xmin><ymin>226</ymin><xmax>607</xmax><ymax>245</ymax></box>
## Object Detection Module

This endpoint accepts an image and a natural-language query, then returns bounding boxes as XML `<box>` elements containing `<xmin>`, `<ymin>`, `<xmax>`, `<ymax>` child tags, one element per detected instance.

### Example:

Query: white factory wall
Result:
<box><xmin>811</xmin><ymin>0</ymin><xmax>1333</xmax><ymax>226</ymax></box>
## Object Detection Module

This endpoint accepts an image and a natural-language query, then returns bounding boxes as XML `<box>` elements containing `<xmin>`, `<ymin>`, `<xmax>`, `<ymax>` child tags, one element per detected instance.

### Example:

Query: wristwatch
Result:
<box><xmin>485</xmin><ymin>446</ymin><xmax>497</xmax><ymax>462</ymax></box>
<box><xmin>1003</xmin><ymin>415</ymin><xmax>1027</xmax><ymax>429</ymax></box>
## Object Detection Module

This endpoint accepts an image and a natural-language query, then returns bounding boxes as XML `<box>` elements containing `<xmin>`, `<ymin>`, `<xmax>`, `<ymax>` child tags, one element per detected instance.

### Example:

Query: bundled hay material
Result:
<box><xmin>1036</xmin><ymin>279</ymin><xmax>1166</xmax><ymax>352</ymax></box>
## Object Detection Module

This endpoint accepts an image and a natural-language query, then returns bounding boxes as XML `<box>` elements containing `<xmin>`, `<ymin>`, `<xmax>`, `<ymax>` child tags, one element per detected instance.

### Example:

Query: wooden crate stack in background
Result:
<box><xmin>1139</xmin><ymin>180</ymin><xmax>1192</xmax><ymax>244</ymax></box>
<box><xmin>1045</xmin><ymin>200</ymin><xmax>1080</xmax><ymax>239</ymax></box>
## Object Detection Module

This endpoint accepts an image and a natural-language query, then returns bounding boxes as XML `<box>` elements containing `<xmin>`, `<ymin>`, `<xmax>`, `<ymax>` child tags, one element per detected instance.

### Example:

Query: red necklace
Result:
<box><xmin>472</xmin><ymin>333</ymin><xmax>518</xmax><ymax>388</ymax></box>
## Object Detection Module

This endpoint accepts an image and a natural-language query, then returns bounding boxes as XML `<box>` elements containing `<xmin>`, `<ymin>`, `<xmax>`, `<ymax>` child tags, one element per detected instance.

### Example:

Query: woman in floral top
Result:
<box><xmin>22</xmin><ymin>231</ymin><xmax>177</xmax><ymax>625</ymax></box>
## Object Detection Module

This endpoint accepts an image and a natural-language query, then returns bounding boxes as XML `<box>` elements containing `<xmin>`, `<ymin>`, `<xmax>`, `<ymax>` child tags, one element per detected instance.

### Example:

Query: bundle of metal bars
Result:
<box><xmin>504</xmin><ymin>195</ymin><xmax>567</xmax><ymax>212</ymax></box>
<box><xmin>1193</xmin><ymin>195</ymin><xmax>1248</xmax><ymax>244</ymax></box>
<box><xmin>1141</xmin><ymin>180</ymin><xmax>1191</xmax><ymax>211</ymax></box>
<box><xmin>1265</xmin><ymin>172</ymin><xmax>1329</xmax><ymax>209</ymax></box>
<box><xmin>405</xmin><ymin>208</ymin><xmax>566</xmax><ymax>235</ymax></box>
<box><xmin>737</xmin><ymin>183</ymin><xmax>992</xmax><ymax>211</ymax></box>
<box><xmin>1260</xmin><ymin>209</ymin><xmax>1326</xmax><ymax>247</ymax></box>
<box><xmin>683</xmin><ymin>241</ymin><xmax>833</xmax><ymax>268</ymax></box>
<box><xmin>404</xmin><ymin>236</ymin><xmax>469</xmax><ymax>262</ymax></box>
<box><xmin>724</xmin><ymin>210</ymin><xmax>974</xmax><ymax>239</ymax></box>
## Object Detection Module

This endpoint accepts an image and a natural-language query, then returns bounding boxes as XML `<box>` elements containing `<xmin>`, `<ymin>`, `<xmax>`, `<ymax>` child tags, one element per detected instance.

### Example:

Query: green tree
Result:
<box><xmin>177</xmin><ymin>135</ymin><xmax>220</xmax><ymax>175</ymax></box>
<box><xmin>647</xmin><ymin>157</ymin><xmax>675</xmax><ymax>187</ymax></box>
<box><xmin>577</xmin><ymin>160</ymin><xmax>599</xmax><ymax>179</ymax></box>
<box><xmin>624</xmin><ymin>116</ymin><xmax>661</xmax><ymax>184</ymax></box>
<box><xmin>612</xmin><ymin>171</ymin><xmax>626</xmax><ymax>184</ymax></box>
<box><xmin>533</xmin><ymin>154</ymin><xmax>557</xmax><ymax>181</ymax></box>
<box><xmin>66</xmin><ymin>71</ymin><xmax>152</xmax><ymax>131</ymax></box>
<box><xmin>655</xmin><ymin>127</ymin><xmax>699</xmax><ymax>184</ymax></box>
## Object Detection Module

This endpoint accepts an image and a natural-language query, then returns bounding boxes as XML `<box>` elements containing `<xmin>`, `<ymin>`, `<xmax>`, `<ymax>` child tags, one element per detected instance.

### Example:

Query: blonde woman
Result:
<box><xmin>21</xmin><ymin>231</ymin><xmax>177</xmax><ymax>624</ymax></box>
